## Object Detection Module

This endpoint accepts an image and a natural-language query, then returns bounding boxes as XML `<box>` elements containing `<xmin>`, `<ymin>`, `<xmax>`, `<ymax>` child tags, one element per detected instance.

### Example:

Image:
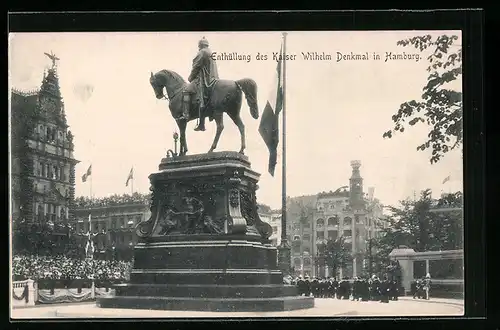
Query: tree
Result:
<box><xmin>383</xmin><ymin>34</ymin><xmax>462</xmax><ymax>164</ymax></box>
<box><xmin>372</xmin><ymin>189</ymin><xmax>463</xmax><ymax>264</ymax></box>
<box><xmin>316</xmin><ymin>237</ymin><xmax>353</xmax><ymax>277</ymax></box>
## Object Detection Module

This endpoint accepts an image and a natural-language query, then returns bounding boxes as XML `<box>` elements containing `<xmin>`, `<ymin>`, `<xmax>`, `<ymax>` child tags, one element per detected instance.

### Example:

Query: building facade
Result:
<box><xmin>312</xmin><ymin>160</ymin><xmax>387</xmax><ymax>278</ymax></box>
<box><xmin>73</xmin><ymin>194</ymin><xmax>151</xmax><ymax>260</ymax></box>
<box><xmin>286</xmin><ymin>195</ymin><xmax>317</xmax><ymax>277</ymax></box>
<box><xmin>10</xmin><ymin>57</ymin><xmax>78</xmax><ymax>227</ymax></box>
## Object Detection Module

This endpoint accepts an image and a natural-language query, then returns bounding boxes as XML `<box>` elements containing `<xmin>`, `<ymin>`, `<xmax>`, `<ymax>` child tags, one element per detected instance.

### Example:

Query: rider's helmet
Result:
<box><xmin>198</xmin><ymin>37</ymin><xmax>209</xmax><ymax>48</ymax></box>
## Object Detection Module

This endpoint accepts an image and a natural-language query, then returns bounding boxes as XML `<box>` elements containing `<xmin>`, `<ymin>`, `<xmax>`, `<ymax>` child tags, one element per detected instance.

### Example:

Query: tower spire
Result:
<box><xmin>349</xmin><ymin>160</ymin><xmax>365</xmax><ymax>209</ymax></box>
<box><xmin>40</xmin><ymin>52</ymin><xmax>61</xmax><ymax>99</ymax></box>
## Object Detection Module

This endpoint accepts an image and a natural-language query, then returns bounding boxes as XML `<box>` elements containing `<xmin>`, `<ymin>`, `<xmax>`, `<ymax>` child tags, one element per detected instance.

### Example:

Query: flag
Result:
<box><xmin>259</xmin><ymin>43</ymin><xmax>284</xmax><ymax>176</ymax></box>
<box><xmin>126</xmin><ymin>167</ymin><xmax>134</xmax><ymax>187</ymax></box>
<box><xmin>442</xmin><ymin>176</ymin><xmax>451</xmax><ymax>184</ymax></box>
<box><xmin>82</xmin><ymin>164</ymin><xmax>92</xmax><ymax>182</ymax></box>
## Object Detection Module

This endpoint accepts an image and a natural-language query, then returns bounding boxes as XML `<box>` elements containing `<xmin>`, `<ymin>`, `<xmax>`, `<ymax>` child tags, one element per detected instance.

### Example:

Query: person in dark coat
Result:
<box><xmin>415</xmin><ymin>279</ymin><xmax>424</xmax><ymax>299</ymax></box>
<box><xmin>411</xmin><ymin>280</ymin><xmax>418</xmax><ymax>299</ymax></box>
<box><xmin>337</xmin><ymin>278</ymin><xmax>345</xmax><ymax>299</ymax></box>
<box><xmin>304</xmin><ymin>276</ymin><xmax>312</xmax><ymax>297</ymax></box>
<box><xmin>342</xmin><ymin>277</ymin><xmax>351</xmax><ymax>300</ymax></box>
<box><xmin>297</xmin><ymin>277</ymin><xmax>305</xmax><ymax>296</ymax></box>
<box><xmin>371</xmin><ymin>275</ymin><xmax>381</xmax><ymax>301</ymax></box>
<box><xmin>390</xmin><ymin>280</ymin><xmax>399</xmax><ymax>300</ymax></box>
<box><xmin>320</xmin><ymin>279</ymin><xmax>329</xmax><ymax>298</ymax></box>
<box><xmin>353</xmin><ymin>277</ymin><xmax>362</xmax><ymax>301</ymax></box>
<box><xmin>379</xmin><ymin>275</ymin><xmax>390</xmax><ymax>303</ymax></box>
<box><xmin>361</xmin><ymin>277</ymin><xmax>370</xmax><ymax>301</ymax></box>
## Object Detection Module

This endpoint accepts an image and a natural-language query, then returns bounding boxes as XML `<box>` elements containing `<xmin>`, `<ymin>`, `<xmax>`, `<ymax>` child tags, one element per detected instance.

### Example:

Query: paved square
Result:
<box><xmin>11</xmin><ymin>297</ymin><xmax>464</xmax><ymax>319</ymax></box>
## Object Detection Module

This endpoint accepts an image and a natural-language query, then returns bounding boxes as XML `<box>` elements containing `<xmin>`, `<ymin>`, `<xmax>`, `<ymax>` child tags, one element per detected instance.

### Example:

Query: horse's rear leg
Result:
<box><xmin>208</xmin><ymin>113</ymin><xmax>224</xmax><ymax>153</ymax></box>
<box><xmin>229</xmin><ymin>113</ymin><xmax>245</xmax><ymax>154</ymax></box>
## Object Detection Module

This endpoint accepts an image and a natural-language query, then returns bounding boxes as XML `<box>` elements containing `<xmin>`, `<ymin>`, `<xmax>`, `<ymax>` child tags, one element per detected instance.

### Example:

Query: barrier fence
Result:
<box><xmin>11</xmin><ymin>279</ymin><xmax>125</xmax><ymax>307</ymax></box>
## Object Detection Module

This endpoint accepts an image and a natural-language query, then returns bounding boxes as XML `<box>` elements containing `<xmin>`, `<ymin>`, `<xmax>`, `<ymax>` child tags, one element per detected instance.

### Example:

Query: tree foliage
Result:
<box><xmin>316</xmin><ymin>237</ymin><xmax>353</xmax><ymax>277</ymax></box>
<box><xmin>383</xmin><ymin>35</ymin><xmax>462</xmax><ymax>164</ymax></box>
<box><xmin>372</xmin><ymin>189</ymin><xmax>463</xmax><ymax>263</ymax></box>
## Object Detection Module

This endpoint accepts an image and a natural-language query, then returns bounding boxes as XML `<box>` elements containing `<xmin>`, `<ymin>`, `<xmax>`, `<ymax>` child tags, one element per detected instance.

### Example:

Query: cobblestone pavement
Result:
<box><xmin>11</xmin><ymin>297</ymin><xmax>464</xmax><ymax>319</ymax></box>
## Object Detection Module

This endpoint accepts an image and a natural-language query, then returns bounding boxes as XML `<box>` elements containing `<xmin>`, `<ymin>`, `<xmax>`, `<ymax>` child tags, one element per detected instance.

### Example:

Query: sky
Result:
<box><xmin>9</xmin><ymin>31</ymin><xmax>463</xmax><ymax>209</ymax></box>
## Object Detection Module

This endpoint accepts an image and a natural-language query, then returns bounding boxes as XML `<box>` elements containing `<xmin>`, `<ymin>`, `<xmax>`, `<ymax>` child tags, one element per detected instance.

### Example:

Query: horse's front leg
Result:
<box><xmin>177</xmin><ymin>119</ymin><xmax>188</xmax><ymax>156</ymax></box>
<box><xmin>208</xmin><ymin>113</ymin><xmax>224</xmax><ymax>153</ymax></box>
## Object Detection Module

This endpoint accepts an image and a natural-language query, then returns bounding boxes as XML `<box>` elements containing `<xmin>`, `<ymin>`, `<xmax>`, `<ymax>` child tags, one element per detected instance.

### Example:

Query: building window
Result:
<box><xmin>294</xmin><ymin>258</ymin><xmax>301</xmax><ymax>266</ymax></box>
<box><xmin>292</xmin><ymin>245</ymin><xmax>301</xmax><ymax>254</ymax></box>
<box><xmin>303</xmin><ymin>247</ymin><xmax>310</xmax><ymax>254</ymax></box>
<box><xmin>303</xmin><ymin>258</ymin><xmax>311</xmax><ymax>266</ymax></box>
<box><xmin>328</xmin><ymin>230</ymin><xmax>337</xmax><ymax>240</ymax></box>
<box><xmin>327</xmin><ymin>216</ymin><xmax>339</xmax><ymax>226</ymax></box>
<box><xmin>344</xmin><ymin>229</ymin><xmax>352</xmax><ymax>237</ymax></box>
<box><xmin>293</xmin><ymin>235</ymin><xmax>301</xmax><ymax>241</ymax></box>
<box><xmin>317</xmin><ymin>231</ymin><xmax>325</xmax><ymax>239</ymax></box>
<box><xmin>303</xmin><ymin>234</ymin><xmax>310</xmax><ymax>241</ymax></box>
<box><xmin>316</xmin><ymin>218</ymin><xmax>325</xmax><ymax>227</ymax></box>
<box><xmin>344</xmin><ymin>217</ymin><xmax>352</xmax><ymax>226</ymax></box>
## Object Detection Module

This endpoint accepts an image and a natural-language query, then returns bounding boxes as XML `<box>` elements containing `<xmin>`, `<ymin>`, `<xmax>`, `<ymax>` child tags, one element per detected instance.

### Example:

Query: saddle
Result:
<box><xmin>184</xmin><ymin>81</ymin><xmax>218</xmax><ymax>118</ymax></box>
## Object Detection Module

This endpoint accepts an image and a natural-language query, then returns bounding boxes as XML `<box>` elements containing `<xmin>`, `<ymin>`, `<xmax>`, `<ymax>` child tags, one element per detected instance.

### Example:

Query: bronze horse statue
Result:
<box><xmin>150</xmin><ymin>70</ymin><xmax>259</xmax><ymax>156</ymax></box>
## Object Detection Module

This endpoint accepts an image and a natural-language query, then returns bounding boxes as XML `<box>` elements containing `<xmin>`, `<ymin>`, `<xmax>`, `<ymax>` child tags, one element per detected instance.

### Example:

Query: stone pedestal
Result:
<box><xmin>97</xmin><ymin>152</ymin><xmax>314</xmax><ymax>312</ymax></box>
<box><xmin>389</xmin><ymin>247</ymin><xmax>416</xmax><ymax>294</ymax></box>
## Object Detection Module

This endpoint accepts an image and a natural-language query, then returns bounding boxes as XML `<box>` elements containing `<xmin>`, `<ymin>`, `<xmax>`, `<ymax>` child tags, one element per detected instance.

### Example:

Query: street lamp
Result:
<box><xmin>166</xmin><ymin>132</ymin><xmax>179</xmax><ymax>158</ymax></box>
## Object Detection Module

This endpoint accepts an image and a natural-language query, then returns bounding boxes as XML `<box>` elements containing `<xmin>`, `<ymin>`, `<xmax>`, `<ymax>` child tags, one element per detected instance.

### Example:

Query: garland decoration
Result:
<box><xmin>12</xmin><ymin>284</ymin><xmax>29</xmax><ymax>303</ymax></box>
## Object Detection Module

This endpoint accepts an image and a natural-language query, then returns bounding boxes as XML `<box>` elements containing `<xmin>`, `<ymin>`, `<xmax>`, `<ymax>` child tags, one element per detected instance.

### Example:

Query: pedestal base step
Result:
<box><xmin>114</xmin><ymin>284</ymin><xmax>298</xmax><ymax>298</ymax></box>
<box><xmin>97</xmin><ymin>295</ymin><xmax>315</xmax><ymax>312</ymax></box>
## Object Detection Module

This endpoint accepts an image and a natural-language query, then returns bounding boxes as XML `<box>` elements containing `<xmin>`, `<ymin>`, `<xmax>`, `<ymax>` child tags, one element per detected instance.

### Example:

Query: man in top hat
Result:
<box><xmin>184</xmin><ymin>36</ymin><xmax>219</xmax><ymax>131</ymax></box>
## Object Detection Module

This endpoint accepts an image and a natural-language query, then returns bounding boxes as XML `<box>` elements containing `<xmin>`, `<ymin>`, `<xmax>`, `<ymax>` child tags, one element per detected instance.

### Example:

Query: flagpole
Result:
<box><xmin>278</xmin><ymin>31</ymin><xmax>291</xmax><ymax>276</ymax></box>
<box><xmin>131</xmin><ymin>168</ymin><xmax>134</xmax><ymax>195</ymax></box>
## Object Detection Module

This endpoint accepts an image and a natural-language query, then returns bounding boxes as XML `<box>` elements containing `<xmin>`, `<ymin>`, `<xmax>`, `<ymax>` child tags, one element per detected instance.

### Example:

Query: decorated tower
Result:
<box><xmin>349</xmin><ymin>160</ymin><xmax>365</xmax><ymax>210</ymax></box>
<box><xmin>29</xmin><ymin>52</ymin><xmax>79</xmax><ymax>226</ymax></box>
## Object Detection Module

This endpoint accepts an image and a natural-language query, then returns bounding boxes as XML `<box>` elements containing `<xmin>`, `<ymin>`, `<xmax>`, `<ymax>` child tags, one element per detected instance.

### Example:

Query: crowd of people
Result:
<box><xmin>287</xmin><ymin>275</ymin><xmax>402</xmax><ymax>303</ymax></box>
<box><xmin>74</xmin><ymin>193</ymin><xmax>151</xmax><ymax>208</ymax></box>
<box><xmin>12</xmin><ymin>254</ymin><xmax>132</xmax><ymax>281</ymax></box>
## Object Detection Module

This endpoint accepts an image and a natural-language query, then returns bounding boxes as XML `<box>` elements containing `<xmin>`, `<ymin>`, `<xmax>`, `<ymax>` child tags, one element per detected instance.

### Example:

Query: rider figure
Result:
<box><xmin>182</xmin><ymin>37</ymin><xmax>219</xmax><ymax>131</ymax></box>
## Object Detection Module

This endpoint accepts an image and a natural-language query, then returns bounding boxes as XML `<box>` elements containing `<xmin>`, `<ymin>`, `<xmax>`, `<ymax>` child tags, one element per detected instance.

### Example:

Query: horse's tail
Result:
<box><xmin>236</xmin><ymin>78</ymin><xmax>259</xmax><ymax>119</ymax></box>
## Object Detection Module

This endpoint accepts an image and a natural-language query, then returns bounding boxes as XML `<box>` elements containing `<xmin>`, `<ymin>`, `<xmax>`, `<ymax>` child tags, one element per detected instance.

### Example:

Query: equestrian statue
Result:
<box><xmin>150</xmin><ymin>37</ymin><xmax>259</xmax><ymax>156</ymax></box>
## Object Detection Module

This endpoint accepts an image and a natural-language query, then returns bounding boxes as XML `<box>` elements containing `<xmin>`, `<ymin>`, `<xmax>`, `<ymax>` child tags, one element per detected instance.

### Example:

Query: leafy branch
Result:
<box><xmin>383</xmin><ymin>34</ymin><xmax>462</xmax><ymax>164</ymax></box>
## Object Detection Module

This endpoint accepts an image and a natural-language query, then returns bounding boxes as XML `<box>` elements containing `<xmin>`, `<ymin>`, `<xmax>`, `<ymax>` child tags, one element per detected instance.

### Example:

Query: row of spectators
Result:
<box><xmin>74</xmin><ymin>193</ymin><xmax>151</xmax><ymax>208</ymax></box>
<box><xmin>12</xmin><ymin>254</ymin><xmax>132</xmax><ymax>281</ymax></box>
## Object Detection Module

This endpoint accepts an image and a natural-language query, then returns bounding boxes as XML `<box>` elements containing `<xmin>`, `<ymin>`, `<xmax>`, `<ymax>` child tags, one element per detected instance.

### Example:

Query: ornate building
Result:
<box><xmin>286</xmin><ymin>195</ymin><xmax>317</xmax><ymax>277</ymax></box>
<box><xmin>312</xmin><ymin>160</ymin><xmax>388</xmax><ymax>278</ymax></box>
<box><xmin>10</xmin><ymin>54</ymin><xmax>78</xmax><ymax>227</ymax></box>
<box><xmin>73</xmin><ymin>194</ymin><xmax>151</xmax><ymax>260</ymax></box>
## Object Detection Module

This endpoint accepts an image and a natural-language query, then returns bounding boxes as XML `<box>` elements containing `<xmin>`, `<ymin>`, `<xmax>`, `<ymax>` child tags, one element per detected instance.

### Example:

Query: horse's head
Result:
<box><xmin>150</xmin><ymin>70</ymin><xmax>186</xmax><ymax>100</ymax></box>
<box><xmin>150</xmin><ymin>72</ymin><xmax>165</xmax><ymax>100</ymax></box>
